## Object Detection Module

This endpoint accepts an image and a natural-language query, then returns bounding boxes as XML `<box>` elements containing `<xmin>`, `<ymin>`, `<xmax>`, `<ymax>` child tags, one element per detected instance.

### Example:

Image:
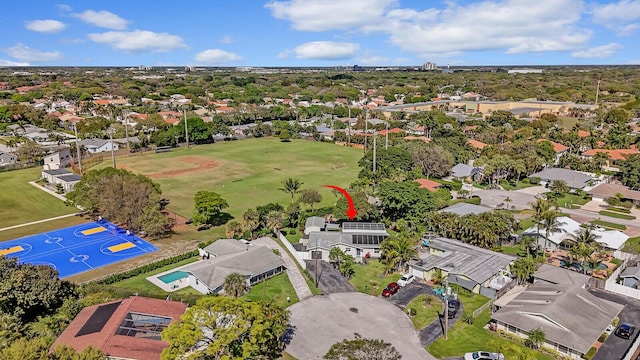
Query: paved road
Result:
<box><xmin>562</xmin><ymin>208</ymin><xmax>640</xmax><ymax>228</ymax></box>
<box><xmin>253</xmin><ymin>237</ymin><xmax>313</xmax><ymax>300</ymax></box>
<box><xmin>305</xmin><ymin>260</ymin><xmax>355</xmax><ymax>293</ymax></box>
<box><xmin>286</xmin><ymin>292</ymin><xmax>436</xmax><ymax>360</ymax></box>
<box><xmin>589</xmin><ymin>289</ymin><xmax>640</xmax><ymax>360</ymax></box>
<box><xmin>386</xmin><ymin>282</ymin><xmax>434</xmax><ymax>308</ymax></box>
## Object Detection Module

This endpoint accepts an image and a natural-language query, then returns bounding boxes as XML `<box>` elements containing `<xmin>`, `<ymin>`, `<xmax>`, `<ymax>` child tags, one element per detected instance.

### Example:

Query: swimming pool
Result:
<box><xmin>158</xmin><ymin>270</ymin><xmax>188</xmax><ymax>283</ymax></box>
<box><xmin>559</xmin><ymin>260</ymin><xmax>607</xmax><ymax>271</ymax></box>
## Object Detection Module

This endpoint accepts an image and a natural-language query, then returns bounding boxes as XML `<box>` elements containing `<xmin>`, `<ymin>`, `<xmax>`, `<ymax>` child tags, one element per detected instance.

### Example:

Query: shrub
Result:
<box><xmin>529</xmin><ymin>176</ymin><xmax>541</xmax><ymax>184</ymax></box>
<box><xmin>95</xmin><ymin>250</ymin><xmax>199</xmax><ymax>285</ymax></box>
<box><xmin>288</xmin><ymin>228</ymin><xmax>297</xmax><ymax>235</ymax></box>
<box><xmin>583</xmin><ymin>346</ymin><xmax>598</xmax><ymax>360</ymax></box>
<box><xmin>272</xmin><ymin>248</ymin><xmax>281</xmax><ymax>256</ymax></box>
<box><xmin>598</xmin><ymin>332</ymin><xmax>607</xmax><ymax>342</ymax></box>
<box><xmin>409</xmin><ymin>308</ymin><xmax>417</xmax><ymax>316</ymax></box>
<box><xmin>461</xmin><ymin>310</ymin><xmax>474</xmax><ymax>324</ymax></box>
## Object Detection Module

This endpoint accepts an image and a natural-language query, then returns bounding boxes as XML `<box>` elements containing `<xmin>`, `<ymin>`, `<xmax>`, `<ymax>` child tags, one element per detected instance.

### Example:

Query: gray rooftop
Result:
<box><xmin>621</xmin><ymin>266</ymin><xmax>640</xmax><ymax>279</ymax></box>
<box><xmin>450</xmin><ymin>163</ymin><xmax>478</xmax><ymax>178</ymax></box>
<box><xmin>438</xmin><ymin>203</ymin><xmax>492</xmax><ymax>216</ymax></box>
<box><xmin>183</xmin><ymin>246</ymin><xmax>284</xmax><ymax>291</ymax></box>
<box><xmin>42</xmin><ymin>169</ymin><xmax>73</xmax><ymax>176</ymax></box>
<box><xmin>79</xmin><ymin>138</ymin><xmax>111</xmax><ymax>148</ymax></box>
<box><xmin>56</xmin><ymin>174</ymin><xmax>82</xmax><ymax>182</ymax></box>
<box><xmin>492</xmin><ymin>275</ymin><xmax>623</xmax><ymax>354</ymax></box>
<box><xmin>307</xmin><ymin>232</ymin><xmax>353</xmax><ymax>250</ymax></box>
<box><xmin>305</xmin><ymin>216</ymin><xmax>326</xmax><ymax>229</ymax></box>
<box><xmin>410</xmin><ymin>237</ymin><xmax>515</xmax><ymax>284</ymax></box>
<box><xmin>529</xmin><ymin>168</ymin><xmax>593</xmax><ymax>189</ymax></box>
<box><xmin>534</xmin><ymin>264</ymin><xmax>591</xmax><ymax>286</ymax></box>
<box><xmin>203</xmin><ymin>239</ymin><xmax>248</xmax><ymax>257</ymax></box>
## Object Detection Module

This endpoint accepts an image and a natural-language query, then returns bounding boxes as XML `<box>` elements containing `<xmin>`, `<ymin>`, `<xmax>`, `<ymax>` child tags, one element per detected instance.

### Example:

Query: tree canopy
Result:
<box><xmin>620</xmin><ymin>154</ymin><xmax>640</xmax><ymax>189</ymax></box>
<box><xmin>161</xmin><ymin>297</ymin><xmax>289</xmax><ymax>360</ymax></box>
<box><xmin>324</xmin><ymin>337</ymin><xmax>402</xmax><ymax>360</ymax></box>
<box><xmin>192</xmin><ymin>190</ymin><xmax>229</xmax><ymax>225</ymax></box>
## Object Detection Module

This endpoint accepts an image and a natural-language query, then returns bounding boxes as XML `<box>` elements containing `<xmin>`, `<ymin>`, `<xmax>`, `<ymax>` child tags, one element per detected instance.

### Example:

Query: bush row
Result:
<box><xmin>95</xmin><ymin>250</ymin><xmax>199</xmax><ymax>285</ymax></box>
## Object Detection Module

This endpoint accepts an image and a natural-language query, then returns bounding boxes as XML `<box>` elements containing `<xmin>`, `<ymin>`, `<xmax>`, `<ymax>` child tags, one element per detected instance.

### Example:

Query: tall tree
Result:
<box><xmin>511</xmin><ymin>257</ymin><xmax>537</xmax><ymax>284</ymax></box>
<box><xmin>192</xmin><ymin>190</ymin><xmax>229</xmax><ymax>225</ymax></box>
<box><xmin>225</xmin><ymin>220</ymin><xmax>243</xmax><ymax>239</ymax></box>
<box><xmin>242</xmin><ymin>208</ymin><xmax>260</xmax><ymax>239</ymax></box>
<box><xmin>540</xmin><ymin>210</ymin><xmax>563</xmax><ymax>254</ymax></box>
<box><xmin>300</xmin><ymin>189</ymin><xmax>322</xmax><ymax>211</ymax></box>
<box><xmin>223</xmin><ymin>273</ymin><xmax>248</xmax><ymax>298</ymax></box>
<box><xmin>620</xmin><ymin>154</ymin><xmax>640</xmax><ymax>189</ymax></box>
<box><xmin>161</xmin><ymin>297</ymin><xmax>289</xmax><ymax>360</ymax></box>
<box><xmin>280</xmin><ymin>178</ymin><xmax>303</xmax><ymax>204</ymax></box>
<box><xmin>380</xmin><ymin>232</ymin><xmax>418</xmax><ymax>274</ymax></box>
<box><xmin>526</xmin><ymin>328</ymin><xmax>546</xmax><ymax>349</ymax></box>
<box><xmin>411</xmin><ymin>144</ymin><xmax>454</xmax><ymax>179</ymax></box>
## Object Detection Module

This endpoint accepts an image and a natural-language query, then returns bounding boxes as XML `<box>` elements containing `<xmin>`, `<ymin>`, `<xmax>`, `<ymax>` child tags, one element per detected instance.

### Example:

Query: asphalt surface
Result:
<box><xmin>590</xmin><ymin>289</ymin><xmax>640</xmax><ymax>360</ymax></box>
<box><xmin>418</xmin><ymin>300</ymin><xmax>464</xmax><ymax>347</ymax></box>
<box><xmin>305</xmin><ymin>260</ymin><xmax>355</xmax><ymax>293</ymax></box>
<box><xmin>386</xmin><ymin>282</ymin><xmax>434</xmax><ymax>307</ymax></box>
<box><xmin>286</xmin><ymin>292</ymin><xmax>436</xmax><ymax>360</ymax></box>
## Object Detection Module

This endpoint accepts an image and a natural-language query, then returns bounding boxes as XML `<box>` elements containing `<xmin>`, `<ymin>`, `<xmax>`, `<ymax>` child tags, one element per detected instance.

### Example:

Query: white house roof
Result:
<box><xmin>521</xmin><ymin>216</ymin><xmax>629</xmax><ymax>250</ymax></box>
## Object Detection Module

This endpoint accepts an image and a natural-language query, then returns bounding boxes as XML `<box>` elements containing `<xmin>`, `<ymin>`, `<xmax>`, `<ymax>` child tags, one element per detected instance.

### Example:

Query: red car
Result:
<box><xmin>382</xmin><ymin>282</ymin><xmax>400</xmax><ymax>297</ymax></box>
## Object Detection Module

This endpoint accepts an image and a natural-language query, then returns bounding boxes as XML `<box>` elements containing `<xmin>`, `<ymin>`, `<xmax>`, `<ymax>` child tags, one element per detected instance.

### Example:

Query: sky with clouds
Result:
<box><xmin>1</xmin><ymin>0</ymin><xmax>639</xmax><ymax>67</ymax></box>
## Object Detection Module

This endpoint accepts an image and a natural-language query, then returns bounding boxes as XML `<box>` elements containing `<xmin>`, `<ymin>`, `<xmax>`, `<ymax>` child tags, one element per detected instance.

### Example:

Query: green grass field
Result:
<box><xmin>599</xmin><ymin>210</ymin><xmax>636</xmax><ymax>220</ymax></box>
<box><xmin>242</xmin><ymin>273</ymin><xmax>299</xmax><ymax>308</ymax></box>
<box><xmin>0</xmin><ymin>167</ymin><xmax>77</xmax><ymax>229</ymax></box>
<box><xmin>349</xmin><ymin>260</ymin><xmax>401</xmax><ymax>296</ymax></box>
<box><xmin>99</xmin><ymin>138</ymin><xmax>362</xmax><ymax>219</ymax></box>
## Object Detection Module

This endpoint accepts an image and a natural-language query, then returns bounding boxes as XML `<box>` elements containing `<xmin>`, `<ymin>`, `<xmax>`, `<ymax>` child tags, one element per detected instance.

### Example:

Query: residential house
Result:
<box><xmin>43</xmin><ymin>148</ymin><xmax>72</xmax><ymax>170</ymax></box>
<box><xmin>467</xmin><ymin>139</ymin><xmax>487</xmax><ymax>153</ymax></box>
<box><xmin>587</xmin><ymin>183</ymin><xmax>640</xmax><ymax>205</ymax></box>
<box><xmin>519</xmin><ymin>216</ymin><xmax>629</xmax><ymax>252</ymax></box>
<box><xmin>620</xmin><ymin>266</ymin><xmax>640</xmax><ymax>288</ymax></box>
<box><xmin>41</xmin><ymin>169</ymin><xmax>82</xmax><ymax>192</ymax></box>
<box><xmin>0</xmin><ymin>152</ymin><xmax>17</xmax><ymax>167</ymax></box>
<box><xmin>438</xmin><ymin>202</ymin><xmax>492</xmax><ymax>216</ymax></box>
<box><xmin>301</xmin><ymin>220</ymin><xmax>389</xmax><ymax>262</ymax></box>
<box><xmin>529</xmin><ymin>168</ymin><xmax>594</xmax><ymax>190</ymax></box>
<box><xmin>415</xmin><ymin>178</ymin><xmax>442</xmax><ymax>192</ymax></box>
<box><xmin>304</xmin><ymin>216</ymin><xmax>327</xmax><ymax>235</ymax></box>
<box><xmin>183</xmin><ymin>241</ymin><xmax>285</xmax><ymax>294</ymax></box>
<box><xmin>537</xmin><ymin>139</ymin><xmax>569</xmax><ymax>164</ymax></box>
<box><xmin>450</xmin><ymin>163</ymin><xmax>482</xmax><ymax>182</ymax></box>
<box><xmin>582</xmin><ymin>148</ymin><xmax>640</xmax><ymax>170</ymax></box>
<box><xmin>492</xmin><ymin>264</ymin><xmax>623</xmax><ymax>360</ymax></box>
<box><xmin>408</xmin><ymin>236</ymin><xmax>515</xmax><ymax>297</ymax></box>
<box><xmin>79</xmin><ymin>138</ymin><xmax>119</xmax><ymax>154</ymax></box>
<box><xmin>51</xmin><ymin>296</ymin><xmax>187</xmax><ymax>360</ymax></box>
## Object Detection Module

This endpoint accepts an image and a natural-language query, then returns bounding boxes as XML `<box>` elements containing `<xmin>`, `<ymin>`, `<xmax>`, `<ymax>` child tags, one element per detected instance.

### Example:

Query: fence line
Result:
<box><xmin>273</xmin><ymin>228</ymin><xmax>306</xmax><ymax>270</ymax></box>
<box><xmin>472</xmin><ymin>298</ymin><xmax>495</xmax><ymax>318</ymax></box>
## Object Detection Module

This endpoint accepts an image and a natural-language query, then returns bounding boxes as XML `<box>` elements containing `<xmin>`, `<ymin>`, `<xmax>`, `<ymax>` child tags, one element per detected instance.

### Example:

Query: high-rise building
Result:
<box><xmin>422</xmin><ymin>62</ymin><xmax>437</xmax><ymax>71</ymax></box>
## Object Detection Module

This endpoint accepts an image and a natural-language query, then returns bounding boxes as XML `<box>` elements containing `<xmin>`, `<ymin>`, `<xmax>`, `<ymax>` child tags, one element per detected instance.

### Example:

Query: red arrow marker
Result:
<box><xmin>324</xmin><ymin>185</ymin><xmax>358</xmax><ymax>220</ymax></box>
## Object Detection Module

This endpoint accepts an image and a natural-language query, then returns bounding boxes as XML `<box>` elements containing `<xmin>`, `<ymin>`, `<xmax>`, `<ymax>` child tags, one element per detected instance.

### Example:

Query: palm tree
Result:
<box><xmin>279</xmin><ymin>177</ymin><xmax>303</xmax><ymax>204</ymax></box>
<box><xmin>225</xmin><ymin>220</ymin><xmax>243</xmax><ymax>239</ymax></box>
<box><xmin>528</xmin><ymin>198</ymin><xmax>552</xmax><ymax>252</ymax></box>
<box><xmin>380</xmin><ymin>232</ymin><xmax>418</xmax><ymax>274</ymax></box>
<box><xmin>571</xmin><ymin>225</ymin><xmax>600</xmax><ymax>273</ymax></box>
<box><xmin>549</xmin><ymin>179</ymin><xmax>569</xmax><ymax>197</ymax></box>
<box><xmin>526</xmin><ymin>328</ymin><xmax>545</xmax><ymax>349</ymax></box>
<box><xmin>241</xmin><ymin>209</ymin><xmax>260</xmax><ymax>239</ymax></box>
<box><xmin>265</xmin><ymin>211</ymin><xmax>283</xmax><ymax>230</ymax></box>
<box><xmin>504</xmin><ymin>196</ymin><xmax>513</xmax><ymax>210</ymax></box>
<box><xmin>513</xmin><ymin>159</ymin><xmax>526</xmax><ymax>188</ymax></box>
<box><xmin>519</xmin><ymin>235</ymin><xmax>538</xmax><ymax>257</ymax></box>
<box><xmin>540</xmin><ymin>210</ymin><xmax>563</xmax><ymax>255</ymax></box>
<box><xmin>511</xmin><ymin>257</ymin><xmax>537</xmax><ymax>284</ymax></box>
<box><xmin>223</xmin><ymin>272</ymin><xmax>248</xmax><ymax>297</ymax></box>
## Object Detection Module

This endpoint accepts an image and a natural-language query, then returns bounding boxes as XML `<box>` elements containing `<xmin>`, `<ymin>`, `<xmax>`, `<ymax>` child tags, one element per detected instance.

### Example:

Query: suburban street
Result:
<box><xmin>589</xmin><ymin>289</ymin><xmax>640</xmax><ymax>360</ymax></box>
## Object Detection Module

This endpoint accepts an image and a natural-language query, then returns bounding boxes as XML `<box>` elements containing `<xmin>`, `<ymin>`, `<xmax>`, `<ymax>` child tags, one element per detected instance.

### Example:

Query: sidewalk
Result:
<box><xmin>0</xmin><ymin>213</ymin><xmax>78</xmax><ymax>232</ymax></box>
<box><xmin>253</xmin><ymin>236</ymin><xmax>313</xmax><ymax>300</ymax></box>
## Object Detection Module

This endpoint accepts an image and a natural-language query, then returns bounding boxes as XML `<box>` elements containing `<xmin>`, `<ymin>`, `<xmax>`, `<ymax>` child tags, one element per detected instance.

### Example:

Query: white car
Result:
<box><xmin>397</xmin><ymin>273</ymin><xmax>415</xmax><ymax>287</ymax></box>
<box><xmin>464</xmin><ymin>352</ymin><xmax>504</xmax><ymax>360</ymax></box>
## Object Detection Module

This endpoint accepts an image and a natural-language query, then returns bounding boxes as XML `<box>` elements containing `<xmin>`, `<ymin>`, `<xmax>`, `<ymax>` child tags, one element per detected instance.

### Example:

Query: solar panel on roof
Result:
<box><xmin>342</xmin><ymin>222</ymin><xmax>385</xmax><ymax>231</ymax></box>
<box><xmin>76</xmin><ymin>301</ymin><xmax>122</xmax><ymax>337</ymax></box>
<box><xmin>351</xmin><ymin>234</ymin><xmax>387</xmax><ymax>245</ymax></box>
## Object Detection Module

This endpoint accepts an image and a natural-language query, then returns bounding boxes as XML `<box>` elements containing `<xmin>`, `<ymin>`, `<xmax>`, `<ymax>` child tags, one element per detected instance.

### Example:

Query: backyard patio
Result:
<box><xmin>545</xmin><ymin>249</ymin><xmax>620</xmax><ymax>279</ymax></box>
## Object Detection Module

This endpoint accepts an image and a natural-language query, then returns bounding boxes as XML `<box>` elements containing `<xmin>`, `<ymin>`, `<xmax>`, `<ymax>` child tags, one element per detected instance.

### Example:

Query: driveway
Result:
<box><xmin>386</xmin><ymin>282</ymin><xmax>434</xmax><ymax>308</ymax></box>
<box><xmin>305</xmin><ymin>260</ymin><xmax>355</xmax><ymax>294</ymax></box>
<box><xmin>473</xmin><ymin>189</ymin><xmax>537</xmax><ymax>210</ymax></box>
<box><xmin>418</xmin><ymin>300</ymin><xmax>464</xmax><ymax>346</ymax></box>
<box><xmin>589</xmin><ymin>289</ymin><xmax>640</xmax><ymax>360</ymax></box>
<box><xmin>286</xmin><ymin>292</ymin><xmax>436</xmax><ymax>360</ymax></box>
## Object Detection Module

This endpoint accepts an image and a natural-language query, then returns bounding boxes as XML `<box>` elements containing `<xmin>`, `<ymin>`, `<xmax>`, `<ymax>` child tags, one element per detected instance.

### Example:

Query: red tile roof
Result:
<box><xmin>416</xmin><ymin>178</ymin><xmax>442</xmax><ymax>192</ymax></box>
<box><xmin>467</xmin><ymin>138</ymin><xmax>487</xmax><ymax>150</ymax></box>
<box><xmin>51</xmin><ymin>297</ymin><xmax>187</xmax><ymax>360</ymax></box>
<box><xmin>578</xmin><ymin>130</ymin><xmax>590</xmax><ymax>138</ymax></box>
<box><xmin>537</xmin><ymin>139</ymin><xmax>569</xmax><ymax>153</ymax></box>
<box><xmin>164</xmin><ymin>117</ymin><xmax>180</xmax><ymax>125</ymax></box>
<box><xmin>378</xmin><ymin>128</ymin><xmax>404</xmax><ymax>135</ymax></box>
<box><xmin>582</xmin><ymin>148</ymin><xmax>640</xmax><ymax>161</ymax></box>
<box><xmin>93</xmin><ymin>99</ymin><xmax>110</xmax><ymax>106</ymax></box>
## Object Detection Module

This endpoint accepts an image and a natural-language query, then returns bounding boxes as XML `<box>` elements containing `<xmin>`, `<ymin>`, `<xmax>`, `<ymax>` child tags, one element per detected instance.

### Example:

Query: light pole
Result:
<box><xmin>73</xmin><ymin>122</ymin><xmax>82</xmax><ymax>174</ymax></box>
<box><xmin>347</xmin><ymin>107</ymin><xmax>352</xmax><ymax>147</ymax></box>
<box><xmin>183</xmin><ymin>108</ymin><xmax>190</xmax><ymax>149</ymax></box>
<box><xmin>108</xmin><ymin>128</ymin><xmax>116</xmax><ymax>168</ymax></box>
<box><xmin>364</xmin><ymin>109</ymin><xmax>368</xmax><ymax>153</ymax></box>
<box><xmin>123</xmin><ymin>110</ymin><xmax>131</xmax><ymax>155</ymax></box>
<box><xmin>385</xmin><ymin>121</ymin><xmax>389</xmax><ymax>150</ymax></box>
<box><xmin>443</xmin><ymin>280</ymin><xmax>450</xmax><ymax>340</ymax></box>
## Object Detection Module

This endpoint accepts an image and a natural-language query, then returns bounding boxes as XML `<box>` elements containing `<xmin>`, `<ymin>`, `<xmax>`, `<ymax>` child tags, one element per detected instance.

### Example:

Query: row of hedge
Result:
<box><xmin>606</xmin><ymin>205</ymin><xmax>632</xmax><ymax>214</ymax></box>
<box><xmin>599</xmin><ymin>210</ymin><xmax>636</xmax><ymax>220</ymax></box>
<box><xmin>95</xmin><ymin>250</ymin><xmax>199</xmax><ymax>285</ymax></box>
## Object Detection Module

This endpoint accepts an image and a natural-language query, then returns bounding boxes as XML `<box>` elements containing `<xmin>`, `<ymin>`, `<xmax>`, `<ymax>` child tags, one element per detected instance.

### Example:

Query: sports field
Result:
<box><xmin>104</xmin><ymin>138</ymin><xmax>363</xmax><ymax>218</ymax></box>
<box><xmin>0</xmin><ymin>219</ymin><xmax>157</xmax><ymax>278</ymax></box>
<box><xmin>0</xmin><ymin>167</ymin><xmax>77</xmax><ymax>229</ymax></box>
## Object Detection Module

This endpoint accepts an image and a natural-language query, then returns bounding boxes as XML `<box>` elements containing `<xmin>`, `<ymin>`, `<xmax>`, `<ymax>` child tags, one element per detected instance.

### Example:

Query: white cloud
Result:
<box><xmin>56</xmin><ymin>4</ymin><xmax>73</xmax><ymax>12</ymax></box>
<box><xmin>0</xmin><ymin>59</ymin><xmax>30</xmax><ymax>66</ymax></box>
<box><xmin>25</xmin><ymin>20</ymin><xmax>66</xmax><ymax>33</ymax></box>
<box><xmin>591</xmin><ymin>0</ymin><xmax>640</xmax><ymax>35</ymax></box>
<box><xmin>73</xmin><ymin>10</ymin><xmax>129</xmax><ymax>30</ymax></box>
<box><xmin>292</xmin><ymin>41</ymin><xmax>359</xmax><ymax>60</ymax></box>
<box><xmin>194</xmin><ymin>49</ymin><xmax>243</xmax><ymax>64</ymax></box>
<box><xmin>4</xmin><ymin>43</ymin><xmax>62</xmax><ymax>62</ymax></box>
<box><xmin>571</xmin><ymin>43</ymin><xmax>623</xmax><ymax>58</ymax></box>
<box><xmin>88</xmin><ymin>30</ymin><xmax>187</xmax><ymax>53</ymax></box>
<box><xmin>266</xmin><ymin>0</ymin><xmax>397</xmax><ymax>31</ymax></box>
<box><xmin>219</xmin><ymin>35</ymin><xmax>234</xmax><ymax>44</ymax></box>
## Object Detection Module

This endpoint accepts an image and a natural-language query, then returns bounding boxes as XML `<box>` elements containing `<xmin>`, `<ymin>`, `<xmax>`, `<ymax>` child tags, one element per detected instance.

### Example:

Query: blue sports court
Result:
<box><xmin>0</xmin><ymin>219</ymin><xmax>158</xmax><ymax>278</ymax></box>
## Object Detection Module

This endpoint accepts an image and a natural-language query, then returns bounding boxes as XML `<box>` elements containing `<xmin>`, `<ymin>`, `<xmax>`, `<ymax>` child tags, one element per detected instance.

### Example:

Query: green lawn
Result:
<box><xmin>0</xmin><ymin>167</ymin><xmax>78</xmax><ymax>229</ymax></box>
<box><xmin>242</xmin><ymin>273</ymin><xmax>299</xmax><ymax>308</ymax></box>
<box><xmin>623</xmin><ymin>236</ymin><xmax>640</xmax><ymax>254</ymax></box>
<box><xmin>517</xmin><ymin>217</ymin><xmax>535</xmax><ymax>234</ymax></box>
<box><xmin>349</xmin><ymin>260</ymin><xmax>401</xmax><ymax>296</ymax></box>
<box><xmin>553</xmin><ymin>193</ymin><xmax>590</xmax><ymax>209</ymax></box>
<box><xmin>98</xmin><ymin>138</ymin><xmax>362</xmax><ymax>220</ymax></box>
<box><xmin>109</xmin><ymin>256</ymin><xmax>200</xmax><ymax>290</ymax></box>
<box><xmin>590</xmin><ymin>219</ymin><xmax>627</xmax><ymax>231</ymax></box>
<box><xmin>0</xmin><ymin>215</ymin><xmax>87</xmax><ymax>242</ymax></box>
<box><xmin>427</xmin><ymin>310</ymin><xmax>555</xmax><ymax>360</ymax></box>
<box><xmin>599</xmin><ymin>210</ymin><xmax>636</xmax><ymax>220</ymax></box>
<box><xmin>282</xmin><ymin>228</ymin><xmax>301</xmax><ymax>244</ymax></box>
<box><xmin>499</xmin><ymin>178</ymin><xmax>536</xmax><ymax>191</ymax></box>
<box><xmin>498</xmin><ymin>245</ymin><xmax>526</xmax><ymax>256</ymax></box>
<box><xmin>405</xmin><ymin>294</ymin><xmax>441</xmax><ymax>329</ymax></box>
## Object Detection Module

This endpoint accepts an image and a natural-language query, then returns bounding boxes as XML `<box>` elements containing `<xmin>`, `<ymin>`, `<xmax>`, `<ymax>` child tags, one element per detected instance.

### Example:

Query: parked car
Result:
<box><xmin>447</xmin><ymin>299</ymin><xmax>460</xmax><ymax>319</ymax></box>
<box><xmin>464</xmin><ymin>352</ymin><xmax>504</xmax><ymax>360</ymax></box>
<box><xmin>382</xmin><ymin>282</ymin><xmax>400</xmax><ymax>297</ymax></box>
<box><xmin>615</xmin><ymin>324</ymin><xmax>636</xmax><ymax>339</ymax></box>
<box><xmin>397</xmin><ymin>273</ymin><xmax>415</xmax><ymax>287</ymax></box>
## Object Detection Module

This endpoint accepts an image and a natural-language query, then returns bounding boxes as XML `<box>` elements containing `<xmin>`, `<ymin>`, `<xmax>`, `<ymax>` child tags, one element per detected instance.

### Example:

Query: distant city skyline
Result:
<box><xmin>1</xmin><ymin>0</ymin><xmax>639</xmax><ymax>67</ymax></box>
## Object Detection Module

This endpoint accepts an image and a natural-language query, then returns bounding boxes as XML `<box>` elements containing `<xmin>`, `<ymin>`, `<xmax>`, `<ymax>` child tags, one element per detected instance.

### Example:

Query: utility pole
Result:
<box><xmin>595</xmin><ymin>79</ymin><xmax>601</xmax><ymax>108</ymax></box>
<box><xmin>364</xmin><ymin>109</ymin><xmax>368</xmax><ymax>153</ymax></box>
<box><xmin>184</xmin><ymin>108</ymin><xmax>190</xmax><ymax>149</ymax></box>
<box><xmin>109</xmin><ymin>128</ymin><xmax>116</xmax><ymax>168</ymax></box>
<box><xmin>73</xmin><ymin>122</ymin><xmax>82</xmax><ymax>174</ymax></box>
<box><xmin>443</xmin><ymin>281</ymin><xmax>449</xmax><ymax>340</ymax></box>
<box><xmin>347</xmin><ymin>107</ymin><xmax>351</xmax><ymax>147</ymax></box>
<box><xmin>373</xmin><ymin>130</ymin><xmax>377</xmax><ymax>193</ymax></box>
